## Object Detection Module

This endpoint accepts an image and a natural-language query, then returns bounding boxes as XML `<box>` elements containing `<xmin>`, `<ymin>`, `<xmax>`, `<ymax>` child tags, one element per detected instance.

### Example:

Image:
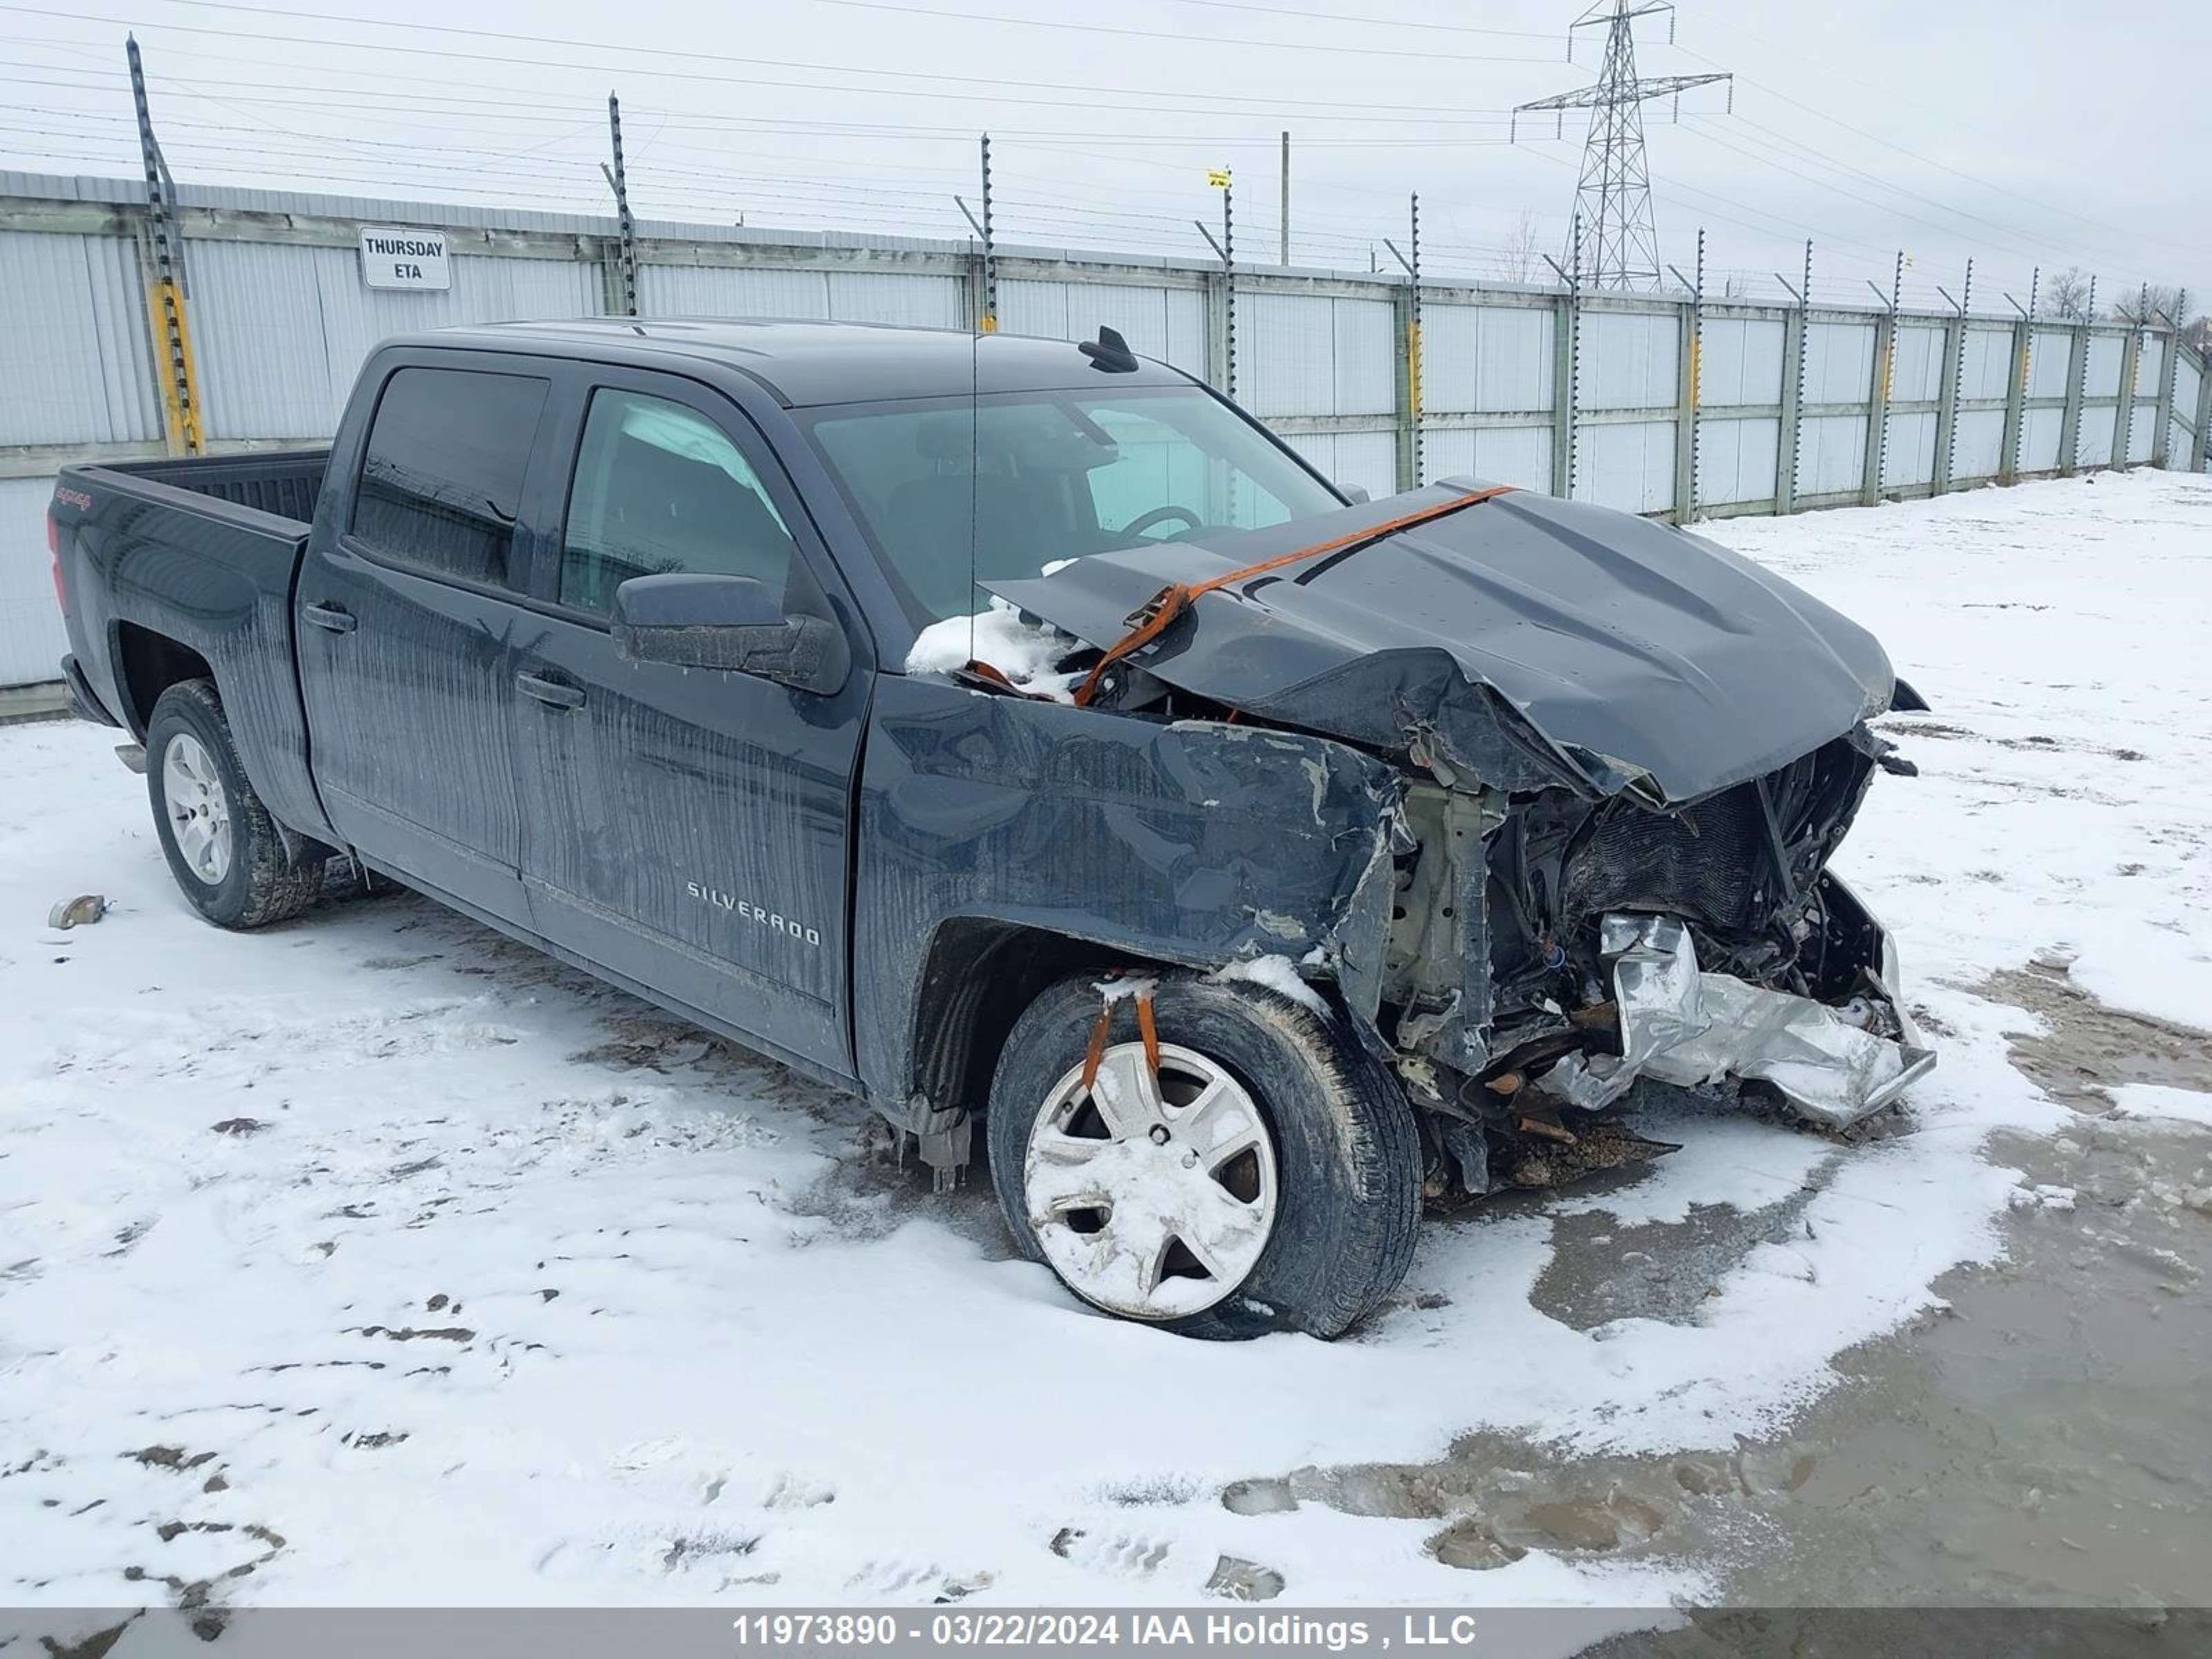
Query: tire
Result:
<box><xmin>986</xmin><ymin>971</ymin><xmax>1421</xmax><ymax>1340</ymax></box>
<box><xmin>146</xmin><ymin>680</ymin><xmax>322</xmax><ymax>930</ymax></box>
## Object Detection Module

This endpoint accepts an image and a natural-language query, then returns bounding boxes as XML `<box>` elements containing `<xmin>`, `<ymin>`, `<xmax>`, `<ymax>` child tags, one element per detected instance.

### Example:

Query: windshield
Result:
<box><xmin>803</xmin><ymin>384</ymin><xmax>1343</xmax><ymax>625</ymax></box>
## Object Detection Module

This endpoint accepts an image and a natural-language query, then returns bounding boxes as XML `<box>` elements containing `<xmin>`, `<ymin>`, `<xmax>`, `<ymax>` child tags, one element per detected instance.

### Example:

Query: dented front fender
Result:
<box><xmin>854</xmin><ymin>675</ymin><xmax>1400</xmax><ymax>1124</ymax></box>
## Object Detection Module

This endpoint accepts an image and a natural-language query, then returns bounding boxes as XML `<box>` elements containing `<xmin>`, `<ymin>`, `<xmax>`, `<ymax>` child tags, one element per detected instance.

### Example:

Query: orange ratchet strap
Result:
<box><xmin>1078</xmin><ymin>981</ymin><xmax>1164</xmax><ymax>1095</ymax></box>
<box><xmin>1071</xmin><ymin>484</ymin><xmax>1516</xmax><ymax>707</ymax></box>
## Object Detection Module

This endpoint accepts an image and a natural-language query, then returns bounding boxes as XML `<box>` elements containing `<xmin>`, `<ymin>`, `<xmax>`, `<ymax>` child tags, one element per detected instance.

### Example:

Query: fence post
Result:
<box><xmin>2059</xmin><ymin>322</ymin><xmax>2088</xmax><ymax>475</ymax></box>
<box><xmin>1669</xmin><ymin>238</ymin><xmax>1700</xmax><ymax>525</ymax></box>
<box><xmin>2194</xmin><ymin>341</ymin><xmax>2212</xmax><ymax>472</ymax></box>
<box><xmin>128</xmin><ymin>35</ymin><xmax>204</xmax><ymax>458</ymax></box>
<box><xmin>1862</xmin><ymin>310</ymin><xmax>1895</xmax><ymax>505</ymax></box>
<box><xmin>2153</xmin><ymin>322</ymin><xmax>2179</xmax><ymax>469</ymax></box>
<box><xmin>604</xmin><ymin>95</ymin><xmax>639</xmax><ymax>318</ymax></box>
<box><xmin>2000</xmin><ymin>317</ymin><xmax>2030</xmax><ymax>485</ymax></box>
<box><xmin>1204</xmin><ymin>269</ymin><xmax>1231</xmax><ymax>393</ymax></box>
<box><xmin>2113</xmin><ymin>324</ymin><xmax>2141</xmax><ymax>471</ymax></box>
<box><xmin>1776</xmin><ymin>305</ymin><xmax>1804</xmax><ymax>513</ymax></box>
<box><xmin>1548</xmin><ymin>215</ymin><xmax>1581</xmax><ymax>500</ymax></box>
<box><xmin>1395</xmin><ymin>192</ymin><xmax>1422</xmax><ymax>494</ymax></box>
<box><xmin>1933</xmin><ymin>263</ymin><xmax>1969</xmax><ymax>496</ymax></box>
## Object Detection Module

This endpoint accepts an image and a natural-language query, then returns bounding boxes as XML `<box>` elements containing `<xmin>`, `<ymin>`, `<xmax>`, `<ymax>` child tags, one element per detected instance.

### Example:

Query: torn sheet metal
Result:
<box><xmin>987</xmin><ymin>480</ymin><xmax>1898</xmax><ymax>805</ymax></box>
<box><xmin>1545</xmin><ymin>913</ymin><xmax>1936</xmax><ymax>1129</ymax></box>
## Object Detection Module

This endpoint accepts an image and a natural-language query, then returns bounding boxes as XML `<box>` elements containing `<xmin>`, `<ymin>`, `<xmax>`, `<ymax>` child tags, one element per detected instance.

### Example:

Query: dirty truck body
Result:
<box><xmin>50</xmin><ymin>319</ymin><xmax>1929</xmax><ymax>1338</ymax></box>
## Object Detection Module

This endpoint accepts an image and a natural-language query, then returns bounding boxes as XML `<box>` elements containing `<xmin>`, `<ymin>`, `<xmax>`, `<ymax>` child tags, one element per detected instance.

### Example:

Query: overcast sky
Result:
<box><xmin>7</xmin><ymin>0</ymin><xmax>2206</xmax><ymax>314</ymax></box>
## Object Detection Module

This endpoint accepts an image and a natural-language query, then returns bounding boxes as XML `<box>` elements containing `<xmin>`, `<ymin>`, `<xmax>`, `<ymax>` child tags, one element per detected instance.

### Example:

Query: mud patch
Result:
<box><xmin>1978</xmin><ymin>957</ymin><xmax>2212</xmax><ymax>1112</ymax></box>
<box><xmin>1228</xmin><ymin>1123</ymin><xmax>2212</xmax><ymax>1606</ymax></box>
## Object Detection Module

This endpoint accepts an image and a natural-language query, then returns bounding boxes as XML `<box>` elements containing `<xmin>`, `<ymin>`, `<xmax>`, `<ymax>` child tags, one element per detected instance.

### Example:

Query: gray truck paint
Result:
<box><xmin>988</xmin><ymin>480</ymin><xmax>1898</xmax><ymax>807</ymax></box>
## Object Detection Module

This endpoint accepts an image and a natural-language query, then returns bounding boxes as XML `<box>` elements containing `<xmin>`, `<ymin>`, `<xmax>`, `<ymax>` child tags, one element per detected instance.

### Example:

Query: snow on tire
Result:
<box><xmin>986</xmin><ymin>971</ymin><xmax>1421</xmax><ymax>1340</ymax></box>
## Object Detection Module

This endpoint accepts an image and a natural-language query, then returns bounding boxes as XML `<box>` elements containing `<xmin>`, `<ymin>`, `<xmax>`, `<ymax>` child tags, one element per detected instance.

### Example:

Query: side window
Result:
<box><xmin>352</xmin><ymin>366</ymin><xmax>549</xmax><ymax>586</ymax></box>
<box><xmin>559</xmin><ymin>388</ymin><xmax>796</xmax><ymax>618</ymax></box>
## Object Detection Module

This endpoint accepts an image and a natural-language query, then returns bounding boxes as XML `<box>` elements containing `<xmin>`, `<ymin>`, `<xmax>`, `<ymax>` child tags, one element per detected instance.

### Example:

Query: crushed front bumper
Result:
<box><xmin>1540</xmin><ymin>881</ymin><xmax>1936</xmax><ymax>1129</ymax></box>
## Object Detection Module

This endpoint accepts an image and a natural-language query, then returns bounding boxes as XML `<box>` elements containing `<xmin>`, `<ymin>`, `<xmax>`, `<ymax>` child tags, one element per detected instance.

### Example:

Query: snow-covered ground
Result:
<box><xmin>2</xmin><ymin>471</ymin><xmax>2208</xmax><ymax>1611</ymax></box>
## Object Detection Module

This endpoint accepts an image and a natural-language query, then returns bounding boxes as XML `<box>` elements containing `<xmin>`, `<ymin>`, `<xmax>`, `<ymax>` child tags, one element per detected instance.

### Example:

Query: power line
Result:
<box><xmin>798</xmin><ymin>0</ymin><xmax>1564</xmax><ymax>64</ymax></box>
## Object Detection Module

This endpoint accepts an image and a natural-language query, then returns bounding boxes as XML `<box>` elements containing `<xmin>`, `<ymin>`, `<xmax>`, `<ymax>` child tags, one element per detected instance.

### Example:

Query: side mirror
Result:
<box><xmin>612</xmin><ymin>572</ymin><xmax>850</xmax><ymax>696</ymax></box>
<box><xmin>1341</xmin><ymin>484</ymin><xmax>1372</xmax><ymax>505</ymax></box>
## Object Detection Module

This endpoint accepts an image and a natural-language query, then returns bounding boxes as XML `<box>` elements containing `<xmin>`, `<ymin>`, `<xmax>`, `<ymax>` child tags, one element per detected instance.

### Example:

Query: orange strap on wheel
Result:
<box><xmin>1078</xmin><ymin>1001</ymin><xmax>1115</xmax><ymax>1094</ymax></box>
<box><xmin>1134</xmin><ymin>988</ymin><xmax>1161</xmax><ymax>1075</ymax></box>
<box><xmin>1078</xmin><ymin>982</ymin><xmax>1165</xmax><ymax>1096</ymax></box>
<box><xmin>1071</xmin><ymin>484</ymin><xmax>1515</xmax><ymax>707</ymax></box>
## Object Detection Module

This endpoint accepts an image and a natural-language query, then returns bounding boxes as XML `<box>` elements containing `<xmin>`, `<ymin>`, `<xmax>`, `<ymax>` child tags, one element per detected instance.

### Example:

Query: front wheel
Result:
<box><xmin>986</xmin><ymin>973</ymin><xmax>1421</xmax><ymax>1340</ymax></box>
<box><xmin>146</xmin><ymin>680</ymin><xmax>322</xmax><ymax>930</ymax></box>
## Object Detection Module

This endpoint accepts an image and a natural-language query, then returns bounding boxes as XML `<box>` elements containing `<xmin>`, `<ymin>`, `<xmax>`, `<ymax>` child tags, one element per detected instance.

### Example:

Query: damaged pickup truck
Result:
<box><xmin>50</xmin><ymin>317</ymin><xmax>1929</xmax><ymax>1340</ymax></box>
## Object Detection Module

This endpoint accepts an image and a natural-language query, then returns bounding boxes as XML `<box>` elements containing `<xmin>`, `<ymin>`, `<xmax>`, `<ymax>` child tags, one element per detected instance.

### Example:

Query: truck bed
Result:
<box><xmin>91</xmin><ymin>448</ymin><xmax>330</xmax><ymax>527</ymax></box>
<box><xmin>54</xmin><ymin>447</ymin><xmax>336</xmax><ymax>847</ymax></box>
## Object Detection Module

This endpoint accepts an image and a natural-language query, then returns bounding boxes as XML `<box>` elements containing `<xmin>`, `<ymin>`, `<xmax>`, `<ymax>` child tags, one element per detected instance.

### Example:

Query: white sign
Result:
<box><xmin>357</xmin><ymin>225</ymin><xmax>451</xmax><ymax>291</ymax></box>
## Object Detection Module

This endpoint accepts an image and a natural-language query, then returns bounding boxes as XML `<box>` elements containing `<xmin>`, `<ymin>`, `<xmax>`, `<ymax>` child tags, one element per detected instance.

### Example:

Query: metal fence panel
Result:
<box><xmin>2077</xmin><ymin>411</ymin><xmax>2116</xmax><ymax>467</ymax></box>
<box><xmin>1241</xmin><ymin>292</ymin><xmax>1335</xmax><ymax>418</ymax></box>
<box><xmin>1</xmin><ymin>476</ymin><xmax>67</xmax><ymax>687</ymax></box>
<box><xmin>0</xmin><ymin>230</ymin><xmax>160</xmax><ymax>448</ymax></box>
<box><xmin>2175</xmin><ymin>352</ymin><xmax>2202</xmax><ymax>427</ymax></box>
<box><xmin>1330</xmin><ymin>297</ymin><xmax>1396</xmax><ymax>416</ymax></box>
<box><xmin>1243</xmin><ymin>292</ymin><xmax>1394</xmax><ymax>419</ymax></box>
<box><xmin>1419</xmin><ymin>303</ymin><xmax>1546</xmax><ymax>413</ymax></box>
<box><xmin>997</xmin><ymin>280</ymin><xmax>1206</xmax><ymax>374</ymax></box>
<box><xmin>1421</xmin><ymin>424</ymin><xmax>1552</xmax><ymax>493</ymax></box>
<box><xmin>1960</xmin><ymin>327</ymin><xmax>2012</xmax><ymax>401</ymax></box>
<box><xmin>2135</xmin><ymin>335</ymin><xmax>2166</xmax><ymax>395</ymax></box>
<box><xmin>2027</xmin><ymin>329</ymin><xmax>2074</xmax><ymax>398</ymax></box>
<box><xmin>1696</xmin><ymin>415</ymin><xmax>1779</xmax><ymax>505</ymax></box>
<box><xmin>1418</xmin><ymin>304</ymin><xmax>1553</xmax><ymax>414</ymax></box>
<box><xmin>190</xmin><ymin>240</ymin><xmax>603</xmax><ymax>440</ymax></box>
<box><xmin>1286</xmin><ymin>428</ymin><xmax>1398</xmax><ymax>501</ymax></box>
<box><xmin>2127</xmin><ymin>403</ymin><xmax>2158</xmax><ymax>463</ymax></box>
<box><xmin>1574</xmin><ymin>419</ymin><xmax>1676</xmax><ymax>513</ymax></box>
<box><xmin>824</xmin><ymin>270</ymin><xmax>967</xmax><ymax>328</ymax></box>
<box><xmin>1883</xmin><ymin>409</ymin><xmax>1938</xmax><ymax>487</ymax></box>
<box><xmin>1892</xmin><ymin>324</ymin><xmax>1947</xmax><ymax>403</ymax></box>
<box><xmin>2021</xmin><ymin>406</ymin><xmax>2064</xmax><ymax>471</ymax></box>
<box><xmin>1698</xmin><ymin>316</ymin><xmax>1785</xmax><ymax>407</ymax></box>
<box><xmin>1952</xmin><ymin>408</ymin><xmax>2005</xmax><ymax>480</ymax></box>
<box><xmin>1578</xmin><ymin>310</ymin><xmax>1677</xmax><ymax>409</ymax></box>
<box><xmin>2085</xmin><ymin>332</ymin><xmax>2125</xmax><ymax>397</ymax></box>
<box><xmin>1799</xmin><ymin>413</ymin><xmax>1867</xmax><ymax>496</ymax></box>
<box><xmin>1803</xmin><ymin>321</ymin><xmax>1875</xmax><ymax>404</ymax></box>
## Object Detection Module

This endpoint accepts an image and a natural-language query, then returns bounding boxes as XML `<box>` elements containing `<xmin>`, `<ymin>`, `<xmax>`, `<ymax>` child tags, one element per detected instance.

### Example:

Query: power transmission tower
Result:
<box><xmin>1515</xmin><ymin>1</ymin><xmax>1730</xmax><ymax>291</ymax></box>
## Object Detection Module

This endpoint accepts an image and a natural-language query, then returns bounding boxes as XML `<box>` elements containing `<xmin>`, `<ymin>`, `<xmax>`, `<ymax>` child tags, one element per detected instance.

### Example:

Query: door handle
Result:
<box><xmin>302</xmin><ymin>600</ymin><xmax>357</xmax><ymax>634</ymax></box>
<box><xmin>516</xmin><ymin>671</ymin><xmax>586</xmax><ymax>711</ymax></box>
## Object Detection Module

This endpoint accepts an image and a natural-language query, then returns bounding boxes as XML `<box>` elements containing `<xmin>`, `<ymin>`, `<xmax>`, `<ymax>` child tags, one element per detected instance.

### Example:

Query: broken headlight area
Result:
<box><xmin>1380</xmin><ymin>727</ymin><xmax>1933</xmax><ymax>1194</ymax></box>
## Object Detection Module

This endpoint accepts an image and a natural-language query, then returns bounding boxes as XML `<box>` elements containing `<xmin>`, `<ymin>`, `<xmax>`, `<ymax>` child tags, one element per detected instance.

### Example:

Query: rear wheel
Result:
<box><xmin>147</xmin><ymin>680</ymin><xmax>321</xmax><ymax>930</ymax></box>
<box><xmin>986</xmin><ymin>972</ymin><xmax>1421</xmax><ymax>1339</ymax></box>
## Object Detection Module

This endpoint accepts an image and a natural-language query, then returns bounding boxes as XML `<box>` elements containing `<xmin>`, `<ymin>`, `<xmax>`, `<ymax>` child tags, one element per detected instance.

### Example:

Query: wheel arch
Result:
<box><xmin>903</xmin><ymin>917</ymin><xmax>1174</xmax><ymax>1131</ymax></box>
<box><xmin>111</xmin><ymin>621</ymin><xmax>214</xmax><ymax>740</ymax></box>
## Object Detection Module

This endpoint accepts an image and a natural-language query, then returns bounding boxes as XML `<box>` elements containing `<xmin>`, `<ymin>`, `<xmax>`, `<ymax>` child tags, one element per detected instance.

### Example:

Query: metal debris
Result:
<box><xmin>48</xmin><ymin>894</ymin><xmax>107</xmax><ymax>930</ymax></box>
<box><xmin>1545</xmin><ymin>915</ymin><xmax>1936</xmax><ymax>1130</ymax></box>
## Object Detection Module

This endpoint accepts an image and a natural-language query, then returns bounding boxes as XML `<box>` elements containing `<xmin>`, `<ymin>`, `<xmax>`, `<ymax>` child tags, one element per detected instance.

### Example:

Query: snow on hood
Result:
<box><xmin>904</xmin><ymin>597</ymin><xmax>1087</xmax><ymax>702</ymax></box>
<box><xmin>988</xmin><ymin>480</ymin><xmax>1900</xmax><ymax>803</ymax></box>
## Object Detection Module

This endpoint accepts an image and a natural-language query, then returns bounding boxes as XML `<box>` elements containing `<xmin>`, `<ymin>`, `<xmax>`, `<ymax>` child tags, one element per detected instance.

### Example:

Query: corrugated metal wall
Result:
<box><xmin>995</xmin><ymin>279</ymin><xmax>1206</xmax><ymax>375</ymax></box>
<box><xmin>189</xmin><ymin>241</ymin><xmax>603</xmax><ymax>440</ymax></box>
<box><xmin>3</xmin><ymin>168</ymin><xmax>2206</xmax><ymax>690</ymax></box>
<box><xmin>0</xmin><ymin>230</ymin><xmax>160</xmax><ymax>447</ymax></box>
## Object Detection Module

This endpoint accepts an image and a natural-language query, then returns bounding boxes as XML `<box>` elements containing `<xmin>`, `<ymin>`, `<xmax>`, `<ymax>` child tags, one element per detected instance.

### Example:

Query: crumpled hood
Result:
<box><xmin>986</xmin><ymin>480</ymin><xmax>1897</xmax><ymax>804</ymax></box>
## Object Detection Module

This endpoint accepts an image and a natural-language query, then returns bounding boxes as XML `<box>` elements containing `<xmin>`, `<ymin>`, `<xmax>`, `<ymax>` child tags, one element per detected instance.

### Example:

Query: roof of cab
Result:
<box><xmin>393</xmin><ymin>317</ymin><xmax>1194</xmax><ymax>408</ymax></box>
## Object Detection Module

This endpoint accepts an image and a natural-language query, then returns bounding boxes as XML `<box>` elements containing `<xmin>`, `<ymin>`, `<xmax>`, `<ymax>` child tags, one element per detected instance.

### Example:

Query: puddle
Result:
<box><xmin>1222</xmin><ymin>960</ymin><xmax>2212</xmax><ymax>1609</ymax></box>
<box><xmin>1978</xmin><ymin>958</ymin><xmax>2212</xmax><ymax>1112</ymax></box>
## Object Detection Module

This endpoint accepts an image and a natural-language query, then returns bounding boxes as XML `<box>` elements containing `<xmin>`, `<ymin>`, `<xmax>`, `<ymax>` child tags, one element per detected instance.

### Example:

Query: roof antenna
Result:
<box><xmin>1079</xmin><ymin>325</ymin><xmax>1139</xmax><ymax>373</ymax></box>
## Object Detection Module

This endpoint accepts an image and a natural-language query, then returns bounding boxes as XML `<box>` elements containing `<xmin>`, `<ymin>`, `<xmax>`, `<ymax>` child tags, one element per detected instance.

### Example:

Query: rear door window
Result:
<box><xmin>351</xmin><ymin>366</ymin><xmax>550</xmax><ymax>588</ymax></box>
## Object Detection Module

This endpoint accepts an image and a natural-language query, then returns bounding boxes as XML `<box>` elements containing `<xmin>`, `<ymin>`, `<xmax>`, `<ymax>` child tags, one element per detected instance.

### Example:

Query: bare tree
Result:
<box><xmin>2124</xmin><ymin>283</ymin><xmax>2188</xmax><ymax>326</ymax></box>
<box><xmin>1499</xmin><ymin>210</ymin><xmax>1547</xmax><ymax>285</ymax></box>
<box><xmin>2044</xmin><ymin>266</ymin><xmax>2094</xmax><ymax>321</ymax></box>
